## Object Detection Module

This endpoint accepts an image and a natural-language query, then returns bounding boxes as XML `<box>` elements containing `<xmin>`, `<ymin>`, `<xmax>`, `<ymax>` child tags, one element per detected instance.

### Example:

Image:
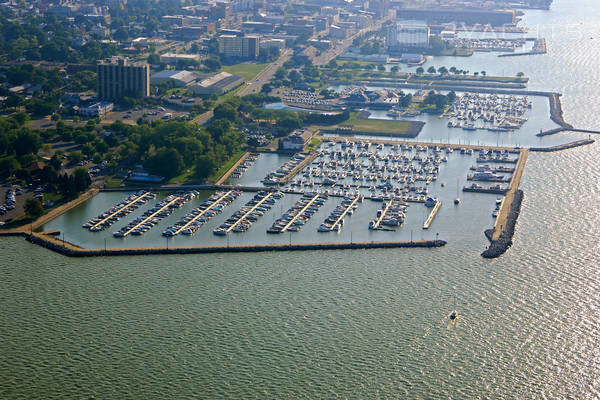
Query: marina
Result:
<box><xmin>318</xmin><ymin>194</ymin><xmax>362</xmax><ymax>233</ymax></box>
<box><xmin>113</xmin><ymin>191</ymin><xmax>196</xmax><ymax>238</ymax></box>
<box><xmin>162</xmin><ymin>190</ymin><xmax>240</xmax><ymax>237</ymax></box>
<box><xmin>83</xmin><ymin>190</ymin><xmax>155</xmax><ymax>232</ymax></box>
<box><xmin>268</xmin><ymin>192</ymin><xmax>328</xmax><ymax>234</ymax></box>
<box><xmin>368</xmin><ymin>198</ymin><xmax>408</xmax><ymax>230</ymax></box>
<box><xmin>213</xmin><ymin>191</ymin><xmax>283</xmax><ymax>235</ymax></box>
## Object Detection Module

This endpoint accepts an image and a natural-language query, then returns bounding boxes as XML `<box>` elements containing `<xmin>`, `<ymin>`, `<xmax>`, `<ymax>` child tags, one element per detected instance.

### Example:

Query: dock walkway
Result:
<box><xmin>174</xmin><ymin>191</ymin><xmax>233</xmax><ymax>235</ymax></box>
<box><xmin>281</xmin><ymin>193</ymin><xmax>321</xmax><ymax>233</ymax></box>
<box><xmin>123</xmin><ymin>196</ymin><xmax>181</xmax><ymax>237</ymax></box>
<box><xmin>331</xmin><ymin>195</ymin><xmax>360</xmax><ymax>231</ymax></box>
<box><xmin>372</xmin><ymin>200</ymin><xmax>394</xmax><ymax>230</ymax></box>
<box><xmin>226</xmin><ymin>192</ymin><xmax>275</xmax><ymax>233</ymax></box>
<box><xmin>90</xmin><ymin>192</ymin><xmax>153</xmax><ymax>231</ymax></box>
<box><xmin>492</xmin><ymin>150</ymin><xmax>528</xmax><ymax>240</ymax></box>
<box><xmin>423</xmin><ymin>201</ymin><xmax>442</xmax><ymax>229</ymax></box>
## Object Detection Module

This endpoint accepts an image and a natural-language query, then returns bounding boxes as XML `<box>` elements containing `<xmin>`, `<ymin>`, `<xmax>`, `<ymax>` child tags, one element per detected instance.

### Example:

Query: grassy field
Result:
<box><xmin>305</xmin><ymin>137</ymin><xmax>322</xmax><ymax>151</ymax></box>
<box><xmin>220</xmin><ymin>63</ymin><xmax>267</xmax><ymax>81</ymax></box>
<box><xmin>104</xmin><ymin>177</ymin><xmax>125</xmax><ymax>188</ymax></box>
<box><xmin>339</xmin><ymin>112</ymin><xmax>413</xmax><ymax>134</ymax></box>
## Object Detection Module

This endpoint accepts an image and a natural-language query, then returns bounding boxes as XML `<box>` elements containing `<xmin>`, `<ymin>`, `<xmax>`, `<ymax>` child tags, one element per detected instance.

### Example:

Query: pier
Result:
<box><xmin>331</xmin><ymin>195</ymin><xmax>360</xmax><ymax>231</ymax></box>
<box><xmin>280</xmin><ymin>152</ymin><xmax>319</xmax><ymax>185</ymax></box>
<box><xmin>280</xmin><ymin>193</ymin><xmax>322</xmax><ymax>233</ymax></box>
<box><xmin>173</xmin><ymin>190</ymin><xmax>233</xmax><ymax>235</ymax></box>
<box><xmin>25</xmin><ymin>231</ymin><xmax>447</xmax><ymax>257</ymax></box>
<box><xmin>88</xmin><ymin>192</ymin><xmax>153</xmax><ymax>231</ymax></box>
<box><xmin>371</xmin><ymin>200</ymin><xmax>394</xmax><ymax>230</ymax></box>
<box><xmin>122</xmin><ymin>196</ymin><xmax>181</xmax><ymax>237</ymax></box>
<box><xmin>423</xmin><ymin>201</ymin><xmax>442</xmax><ymax>229</ymax></box>
<box><xmin>226</xmin><ymin>192</ymin><xmax>275</xmax><ymax>233</ymax></box>
<box><xmin>492</xmin><ymin>150</ymin><xmax>528</xmax><ymax>241</ymax></box>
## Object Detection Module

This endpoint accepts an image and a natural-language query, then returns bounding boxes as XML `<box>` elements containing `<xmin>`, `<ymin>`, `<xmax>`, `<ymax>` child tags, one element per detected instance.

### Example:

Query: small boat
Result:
<box><xmin>449</xmin><ymin>296</ymin><xmax>458</xmax><ymax>320</ymax></box>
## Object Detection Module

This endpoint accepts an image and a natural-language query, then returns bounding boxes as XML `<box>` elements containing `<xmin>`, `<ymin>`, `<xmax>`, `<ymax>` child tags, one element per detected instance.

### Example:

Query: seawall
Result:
<box><xmin>482</xmin><ymin>190</ymin><xmax>524</xmax><ymax>259</ymax></box>
<box><xmin>26</xmin><ymin>233</ymin><xmax>447</xmax><ymax>257</ymax></box>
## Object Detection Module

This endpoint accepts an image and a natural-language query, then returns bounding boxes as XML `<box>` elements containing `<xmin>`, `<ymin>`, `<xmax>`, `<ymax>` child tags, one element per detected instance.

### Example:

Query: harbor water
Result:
<box><xmin>1</xmin><ymin>0</ymin><xmax>600</xmax><ymax>398</ymax></box>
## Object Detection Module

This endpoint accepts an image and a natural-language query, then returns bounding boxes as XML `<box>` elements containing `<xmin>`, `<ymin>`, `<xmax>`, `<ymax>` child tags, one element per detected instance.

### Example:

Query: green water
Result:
<box><xmin>2</xmin><ymin>1</ymin><xmax>600</xmax><ymax>398</ymax></box>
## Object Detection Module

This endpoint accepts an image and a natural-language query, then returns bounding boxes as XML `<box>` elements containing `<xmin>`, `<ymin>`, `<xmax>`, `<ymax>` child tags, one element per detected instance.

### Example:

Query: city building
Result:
<box><xmin>151</xmin><ymin>70</ymin><xmax>198</xmax><ymax>87</ymax></box>
<box><xmin>96</xmin><ymin>57</ymin><xmax>149</xmax><ymax>100</ymax></box>
<box><xmin>77</xmin><ymin>101</ymin><xmax>114</xmax><ymax>117</ymax></box>
<box><xmin>387</xmin><ymin>20</ymin><xmax>430</xmax><ymax>51</ymax></box>
<box><xmin>217</xmin><ymin>35</ymin><xmax>260</xmax><ymax>59</ymax></box>
<box><xmin>395</xmin><ymin>8</ymin><xmax>515</xmax><ymax>27</ymax></box>
<box><xmin>159</xmin><ymin>53</ymin><xmax>202</xmax><ymax>65</ymax></box>
<box><xmin>260</xmin><ymin>38</ymin><xmax>286</xmax><ymax>51</ymax></box>
<box><xmin>190</xmin><ymin>72</ymin><xmax>244</xmax><ymax>95</ymax></box>
<box><xmin>281</xmin><ymin>130</ymin><xmax>309</xmax><ymax>151</ymax></box>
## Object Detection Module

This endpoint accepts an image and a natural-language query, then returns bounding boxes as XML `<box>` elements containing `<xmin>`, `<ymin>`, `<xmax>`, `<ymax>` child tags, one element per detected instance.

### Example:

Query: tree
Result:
<box><xmin>68</xmin><ymin>151</ymin><xmax>84</xmax><ymax>164</ymax></box>
<box><xmin>195</xmin><ymin>154</ymin><xmax>216</xmax><ymax>180</ymax></box>
<box><xmin>13</xmin><ymin>130</ymin><xmax>42</xmax><ymax>156</ymax></box>
<box><xmin>288</xmin><ymin>70</ymin><xmax>302</xmax><ymax>85</ymax></box>
<box><xmin>427</xmin><ymin>66</ymin><xmax>437</xmax><ymax>74</ymax></box>
<box><xmin>144</xmin><ymin>147</ymin><xmax>184</xmax><ymax>179</ymax></box>
<box><xmin>204</xmin><ymin>56</ymin><xmax>221</xmax><ymax>72</ymax></box>
<box><xmin>24</xmin><ymin>198</ymin><xmax>44</xmax><ymax>218</ymax></box>
<box><xmin>377</xmin><ymin>64</ymin><xmax>386</xmax><ymax>71</ymax></box>
<box><xmin>438</xmin><ymin>66</ymin><xmax>448</xmax><ymax>75</ymax></box>
<box><xmin>481</xmin><ymin>70</ymin><xmax>487</xmax><ymax>77</ymax></box>
<box><xmin>213</xmin><ymin>103</ymin><xmax>237</xmax><ymax>122</ymax></box>
<box><xmin>147</xmin><ymin>53</ymin><xmax>161</xmax><ymax>64</ymax></box>
<box><xmin>416</xmin><ymin>67</ymin><xmax>424</xmax><ymax>74</ymax></box>
<box><xmin>72</xmin><ymin>167</ymin><xmax>91</xmax><ymax>192</ymax></box>
<box><xmin>516</xmin><ymin>72</ymin><xmax>525</xmax><ymax>78</ymax></box>
<box><xmin>274</xmin><ymin>67</ymin><xmax>287</xmax><ymax>80</ymax></box>
<box><xmin>391</xmin><ymin>66</ymin><xmax>400</xmax><ymax>73</ymax></box>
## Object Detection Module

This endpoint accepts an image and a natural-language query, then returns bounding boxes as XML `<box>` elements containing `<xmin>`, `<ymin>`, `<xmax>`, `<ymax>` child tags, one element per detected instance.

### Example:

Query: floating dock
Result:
<box><xmin>226</xmin><ymin>192</ymin><xmax>276</xmax><ymax>234</ymax></box>
<box><xmin>173</xmin><ymin>190</ymin><xmax>233</xmax><ymax>235</ymax></box>
<box><xmin>371</xmin><ymin>200</ymin><xmax>395</xmax><ymax>230</ymax></box>
<box><xmin>88</xmin><ymin>191</ymin><xmax>154</xmax><ymax>231</ymax></box>
<box><xmin>330</xmin><ymin>195</ymin><xmax>360</xmax><ymax>231</ymax></box>
<box><xmin>423</xmin><ymin>201</ymin><xmax>442</xmax><ymax>229</ymax></box>
<box><xmin>280</xmin><ymin>193</ymin><xmax>322</xmax><ymax>233</ymax></box>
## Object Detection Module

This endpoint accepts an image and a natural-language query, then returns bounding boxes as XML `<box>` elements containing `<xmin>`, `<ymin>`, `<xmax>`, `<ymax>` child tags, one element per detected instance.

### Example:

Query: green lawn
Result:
<box><xmin>305</xmin><ymin>138</ymin><xmax>322</xmax><ymax>151</ymax></box>
<box><xmin>333</xmin><ymin>112</ymin><xmax>413</xmax><ymax>134</ymax></box>
<box><xmin>104</xmin><ymin>177</ymin><xmax>125</xmax><ymax>188</ymax></box>
<box><xmin>220</xmin><ymin>63</ymin><xmax>268</xmax><ymax>81</ymax></box>
<box><xmin>166</xmin><ymin>168</ymin><xmax>196</xmax><ymax>185</ymax></box>
<box><xmin>209</xmin><ymin>150</ymin><xmax>246</xmax><ymax>183</ymax></box>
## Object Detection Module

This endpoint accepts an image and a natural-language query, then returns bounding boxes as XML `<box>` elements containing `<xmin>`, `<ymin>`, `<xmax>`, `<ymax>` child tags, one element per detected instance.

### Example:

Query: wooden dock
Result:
<box><xmin>173</xmin><ymin>190</ymin><xmax>233</xmax><ymax>235</ymax></box>
<box><xmin>280</xmin><ymin>152</ymin><xmax>319</xmax><ymax>185</ymax></box>
<box><xmin>492</xmin><ymin>150</ymin><xmax>528</xmax><ymax>241</ymax></box>
<box><xmin>215</xmin><ymin>152</ymin><xmax>250</xmax><ymax>185</ymax></box>
<box><xmin>372</xmin><ymin>200</ymin><xmax>394</xmax><ymax>230</ymax></box>
<box><xmin>423</xmin><ymin>201</ymin><xmax>442</xmax><ymax>229</ymax></box>
<box><xmin>226</xmin><ymin>192</ymin><xmax>275</xmax><ymax>233</ymax></box>
<box><xmin>331</xmin><ymin>195</ymin><xmax>360</xmax><ymax>231</ymax></box>
<box><xmin>280</xmin><ymin>193</ymin><xmax>321</xmax><ymax>233</ymax></box>
<box><xmin>89</xmin><ymin>192</ymin><xmax>153</xmax><ymax>231</ymax></box>
<box><xmin>123</xmin><ymin>196</ymin><xmax>181</xmax><ymax>237</ymax></box>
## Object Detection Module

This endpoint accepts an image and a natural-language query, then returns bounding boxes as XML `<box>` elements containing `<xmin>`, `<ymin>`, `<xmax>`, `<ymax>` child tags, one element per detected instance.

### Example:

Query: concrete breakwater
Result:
<box><xmin>25</xmin><ymin>232</ymin><xmax>447</xmax><ymax>258</ymax></box>
<box><xmin>530</xmin><ymin>139</ymin><xmax>595</xmax><ymax>152</ymax></box>
<box><xmin>482</xmin><ymin>190</ymin><xmax>524</xmax><ymax>259</ymax></box>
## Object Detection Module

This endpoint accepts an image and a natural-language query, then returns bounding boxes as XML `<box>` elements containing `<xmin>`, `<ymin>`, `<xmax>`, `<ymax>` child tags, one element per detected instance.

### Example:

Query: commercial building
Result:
<box><xmin>151</xmin><ymin>70</ymin><xmax>198</xmax><ymax>87</ymax></box>
<box><xmin>190</xmin><ymin>72</ymin><xmax>244</xmax><ymax>95</ymax></box>
<box><xmin>387</xmin><ymin>20</ymin><xmax>430</xmax><ymax>51</ymax></box>
<box><xmin>281</xmin><ymin>130</ymin><xmax>309</xmax><ymax>151</ymax></box>
<box><xmin>218</xmin><ymin>35</ymin><xmax>260</xmax><ymax>59</ymax></box>
<box><xmin>96</xmin><ymin>57</ymin><xmax>149</xmax><ymax>100</ymax></box>
<box><xmin>77</xmin><ymin>101</ymin><xmax>114</xmax><ymax>117</ymax></box>
<box><xmin>260</xmin><ymin>39</ymin><xmax>286</xmax><ymax>51</ymax></box>
<box><xmin>159</xmin><ymin>53</ymin><xmax>202</xmax><ymax>65</ymax></box>
<box><xmin>395</xmin><ymin>8</ymin><xmax>515</xmax><ymax>27</ymax></box>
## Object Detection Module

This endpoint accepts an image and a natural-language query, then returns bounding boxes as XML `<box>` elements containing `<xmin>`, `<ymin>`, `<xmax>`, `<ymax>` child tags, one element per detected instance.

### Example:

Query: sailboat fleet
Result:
<box><xmin>445</xmin><ymin>93</ymin><xmax>531</xmax><ymax>132</ymax></box>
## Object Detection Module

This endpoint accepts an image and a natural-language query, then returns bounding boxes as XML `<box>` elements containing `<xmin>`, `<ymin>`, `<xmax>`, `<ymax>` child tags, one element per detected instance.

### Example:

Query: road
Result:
<box><xmin>192</xmin><ymin>49</ymin><xmax>292</xmax><ymax>125</ymax></box>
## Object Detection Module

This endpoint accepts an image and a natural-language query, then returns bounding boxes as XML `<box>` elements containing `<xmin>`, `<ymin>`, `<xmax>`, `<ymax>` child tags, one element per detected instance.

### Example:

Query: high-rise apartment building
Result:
<box><xmin>217</xmin><ymin>35</ymin><xmax>260</xmax><ymax>59</ymax></box>
<box><xmin>97</xmin><ymin>57</ymin><xmax>150</xmax><ymax>100</ymax></box>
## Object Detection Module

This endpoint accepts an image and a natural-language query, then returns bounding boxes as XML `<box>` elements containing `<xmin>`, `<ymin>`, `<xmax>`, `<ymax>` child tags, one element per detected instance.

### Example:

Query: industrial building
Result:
<box><xmin>96</xmin><ymin>57</ymin><xmax>150</xmax><ymax>100</ymax></box>
<box><xmin>191</xmin><ymin>72</ymin><xmax>244</xmax><ymax>95</ymax></box>
<box><xmin>150</xmin><ymin>70</ymin><xmax>198</xmax><ymax>87</ymax></box>
<box><xmin>159</xmin><ymin>53</ymin><xmax>202</xmax><ymax>65</ymax></box>
<box><xmin>218</xmin><ymin>35</ymin><xmax>260</xmax><ymax>59</ymax></box>
<box><xmin>387</xmin><ymin>20</ymin><xmax>430</xmax><ymax>51</ymax></box>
